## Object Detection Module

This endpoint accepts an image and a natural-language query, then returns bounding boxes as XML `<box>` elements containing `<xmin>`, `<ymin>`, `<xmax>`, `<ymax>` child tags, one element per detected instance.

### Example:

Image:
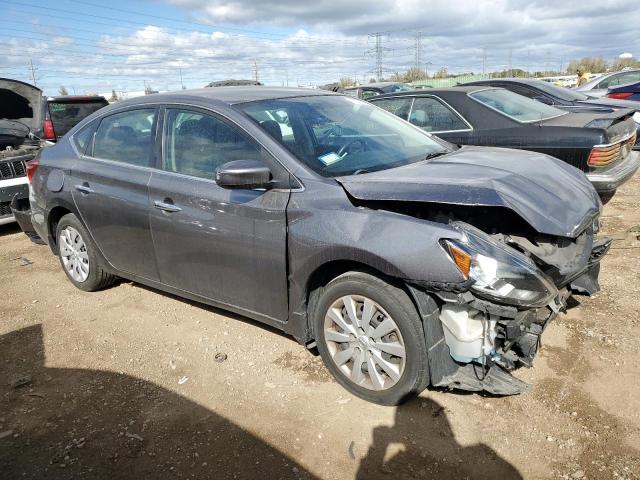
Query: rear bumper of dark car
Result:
<box><xmin>9</xmin><ymin>195</ymin><xmax>45</xmax><ymax>244</ymax></box>
<box><xmin>0</xmin><ymin>180</ymin><xmax>29</xmax><ymax>225</ymax></box>
<box><xmin>587</xmin><ymin>150</ymin><xmax>640</xmax><ymax>193</ymax></box>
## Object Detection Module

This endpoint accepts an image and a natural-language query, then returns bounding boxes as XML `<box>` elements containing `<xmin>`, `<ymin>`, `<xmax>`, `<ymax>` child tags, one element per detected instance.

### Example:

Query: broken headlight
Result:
<box><xmin>443</xmin><ymin>222</ymin><xmax>558</xmax><ymax>307</ymax></box>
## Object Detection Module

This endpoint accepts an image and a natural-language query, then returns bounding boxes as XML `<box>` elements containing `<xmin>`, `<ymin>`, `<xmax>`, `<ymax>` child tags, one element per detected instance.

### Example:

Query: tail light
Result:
<box><xmin>43</xmin><ymin>119</ymin><xmax>56</xmax><ymax>140</ymax></box>
<box><xmin>26</xmin><ymin>158</ymin><xmax>39</xmax><ymax>183</ymax></box>
<box><xmin>588</xmin><ymin>133</ymin><xmax>636</xmax><ymax>167</ymax></box>
<box><xmin>607</xmin><ymin>92</ymin><xmax>634</xmax><ymax>100</ymax></box>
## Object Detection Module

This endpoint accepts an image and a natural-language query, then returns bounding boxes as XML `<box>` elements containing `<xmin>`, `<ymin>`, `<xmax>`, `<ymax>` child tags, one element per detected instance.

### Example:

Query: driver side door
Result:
<box><xmin>147</xmin><ymin>106</ymin><xmax>291</xmax><ymax>322</ymax></box>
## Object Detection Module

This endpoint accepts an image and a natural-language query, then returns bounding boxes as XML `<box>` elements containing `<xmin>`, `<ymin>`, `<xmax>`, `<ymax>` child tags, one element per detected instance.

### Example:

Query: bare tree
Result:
<box><xmin>566</xmin><ymin>57</ymin><xmax>608</xmax><ymax>74</ymax></box>
<box><xmin>58</xmin><ymin>86</ymin><xmax>69</xmax><ymax>96</ymax></box>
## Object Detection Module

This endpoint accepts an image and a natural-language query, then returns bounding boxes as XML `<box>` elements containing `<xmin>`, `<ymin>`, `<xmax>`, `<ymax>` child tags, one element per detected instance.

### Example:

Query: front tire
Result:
<box><xmin>313</xmin><ymin>272</ymin><xmax>429</xmax><ymax>405</ymax></box>
<box><xmin>56</xmin><ymin>213</ymin><xmax>116</xmax><ymax>292</ymax></box>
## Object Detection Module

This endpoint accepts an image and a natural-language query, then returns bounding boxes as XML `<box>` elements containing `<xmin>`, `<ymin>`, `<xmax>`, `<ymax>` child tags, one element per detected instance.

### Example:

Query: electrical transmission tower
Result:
<box><xmin>367</xmin><ymin>32</ymin><xmax>386</xmax><ymax>81</ymax></box>
<box><xmin>414</xmin><ymin>31</ymin><xmax>423</xmax><ymax>70</ymax></box>
<box><xmin>253</xmin><ymin>59</ymin><xmax>259</xmax><ymax>83</ymax></box>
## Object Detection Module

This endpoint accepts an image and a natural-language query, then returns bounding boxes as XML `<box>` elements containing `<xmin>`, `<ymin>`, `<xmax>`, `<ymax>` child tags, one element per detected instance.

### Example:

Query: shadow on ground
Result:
<box><xmin>0</xmin><ymin>223</ymin><xmax>21</xmax><ymax>236</ymax></box>
<box><xmin>1</xmin><ymin>325</ymin><xmax>522</xmax><ymax>479</ymax></box>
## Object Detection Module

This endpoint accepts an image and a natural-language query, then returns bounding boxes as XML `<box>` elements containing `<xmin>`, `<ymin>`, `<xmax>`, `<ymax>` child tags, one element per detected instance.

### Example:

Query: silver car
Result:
<box><xmin>577</xmin><ymin>69</ymin><xmax>640</xmax><ymax>98</ymax></box>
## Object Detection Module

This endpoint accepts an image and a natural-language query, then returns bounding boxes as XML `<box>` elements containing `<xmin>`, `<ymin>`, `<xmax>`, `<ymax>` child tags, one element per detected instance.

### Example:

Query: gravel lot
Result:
<box><xmin>1</xmin><ymin>173</ymin><xmax>639</xmax><ymax>480</ymax></box>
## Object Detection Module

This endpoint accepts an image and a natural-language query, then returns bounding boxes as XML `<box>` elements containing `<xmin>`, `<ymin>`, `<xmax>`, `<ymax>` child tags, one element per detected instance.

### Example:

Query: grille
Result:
<box><xmin>0</xmin><ymin>202</ymin><xmax>12</xmax><ymax>217</ymax></box>
<box><xmin>0</xmin><ymin>159</ymin><xmax>27</xmax><ymax>180</ymax></box>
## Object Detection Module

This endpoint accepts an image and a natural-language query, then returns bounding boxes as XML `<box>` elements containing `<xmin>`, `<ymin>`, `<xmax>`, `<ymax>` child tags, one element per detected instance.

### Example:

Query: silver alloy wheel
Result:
<box><xmin>59</xmin><ymin>226</ymin><xmax>90</xmax><ymax>283</ymax></box>
<box><xmin>323</xmin><ymin>295</ymin><xmax>406</xmax><ymax>391</ymax></box>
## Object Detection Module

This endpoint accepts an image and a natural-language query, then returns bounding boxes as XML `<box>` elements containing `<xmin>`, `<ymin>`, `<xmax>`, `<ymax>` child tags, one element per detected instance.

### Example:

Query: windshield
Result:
<box><xmin>380</xmin><ymin>83</ymin><xmax>414</xmax><ymax>93</ymax></box>
<box><xmin>469</xmin><ymin>88</ymin><xmax>567</xmax><ymax>122</ymax></box>
<box><xmin>48</xmin><ymin>99</ymin><xmax>108</xmax><ymax>137</ymax></box>
<box><xmin>239</xmin><ymin>95</ymin><xmax>450</xmax><ymax>177</ymax></box>
<box><xmin>533</xmin><ymin>81</ymin><xmax>589</xmax><ymax>101</ymax></box>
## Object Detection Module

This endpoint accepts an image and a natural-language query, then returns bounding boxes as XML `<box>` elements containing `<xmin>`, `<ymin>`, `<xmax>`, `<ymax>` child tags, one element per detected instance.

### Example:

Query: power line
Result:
<box><xmin>0</xmin><ymin>1</ymin><xmax>369</xmax><ymax>48</ymax></box>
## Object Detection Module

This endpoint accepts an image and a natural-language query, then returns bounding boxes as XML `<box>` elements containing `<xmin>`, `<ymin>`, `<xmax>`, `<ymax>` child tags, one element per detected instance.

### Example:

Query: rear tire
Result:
<box><xmin>312</xmin><ymin>271</ymin><xmax>429</xmax><ymax>405</ymax></box>
<box><xmin>56</xmin><ymin>213</ymin><xmax>116</xmax><ymax>292</ymax></box>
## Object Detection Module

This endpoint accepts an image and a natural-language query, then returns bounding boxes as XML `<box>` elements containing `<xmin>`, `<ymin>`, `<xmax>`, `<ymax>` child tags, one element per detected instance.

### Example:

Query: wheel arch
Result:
<box><xmin>46</xmin><ymin>200</ymin><xmax>79</xmax><ymax>254</ymax></box>
<box><xmin>302</xmin><ymin>259</ymin><xmax>416</xmax><ymax>343</ymax></box>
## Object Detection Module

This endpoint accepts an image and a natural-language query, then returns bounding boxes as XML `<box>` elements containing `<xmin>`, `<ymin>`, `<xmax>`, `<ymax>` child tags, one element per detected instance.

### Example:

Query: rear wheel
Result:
<box><xmin>56</xmin><ymin>213</ymin><xmax>116</xmax><ymax>291</ymax></box>
<box><xmin>313</xmin><ymin>272</ymin><xmax>429</xmax><ymax>405</ymax></box>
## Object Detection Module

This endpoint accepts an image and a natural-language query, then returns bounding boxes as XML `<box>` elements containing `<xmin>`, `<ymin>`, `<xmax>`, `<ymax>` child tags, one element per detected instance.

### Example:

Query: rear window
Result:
<box><xmin>48</xmin><ymin>99</ymin><xmax>108</xmax><ymax>137</ymax></box>
<box><xmin>469</xmin><ymin>88</ymin><xmax>567</xmax><ymax>123</ymax></box>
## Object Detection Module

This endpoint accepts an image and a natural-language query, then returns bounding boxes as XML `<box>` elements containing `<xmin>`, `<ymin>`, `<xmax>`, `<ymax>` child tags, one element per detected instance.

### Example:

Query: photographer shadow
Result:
<box><xmin>356</xmin><ymin>397</ymin><xmax>523</xmax><ymax>479</ymax></box>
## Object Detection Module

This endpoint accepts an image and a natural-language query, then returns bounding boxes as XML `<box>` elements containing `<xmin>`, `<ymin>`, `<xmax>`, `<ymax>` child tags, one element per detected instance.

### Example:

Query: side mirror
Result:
<box><xmin>215</xmin><ymin>159</ymin><xmax>272</xmax><ymax>189</ymax></box>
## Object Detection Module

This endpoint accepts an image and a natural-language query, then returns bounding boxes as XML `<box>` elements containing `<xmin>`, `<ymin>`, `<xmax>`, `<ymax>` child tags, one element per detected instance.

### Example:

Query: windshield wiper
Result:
<box><xmin>424</xmin><ymin>150</ymin><xmax>449</xmax><ymax>161</ymax></box>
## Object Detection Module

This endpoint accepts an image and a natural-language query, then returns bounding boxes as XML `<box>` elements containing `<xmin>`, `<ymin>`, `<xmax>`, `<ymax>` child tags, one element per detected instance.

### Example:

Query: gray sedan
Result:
<box><xmin>23</xmin><ymin>87</ymin><xmax>609</xmax><ymax>404</ymax></box>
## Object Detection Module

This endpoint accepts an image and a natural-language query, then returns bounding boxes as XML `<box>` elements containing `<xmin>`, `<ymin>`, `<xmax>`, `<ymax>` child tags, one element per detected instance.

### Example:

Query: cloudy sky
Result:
<box><xmin>1</xmin><ymin>0</ymin><xmax>639</xmax><ymax>95</ymax></box>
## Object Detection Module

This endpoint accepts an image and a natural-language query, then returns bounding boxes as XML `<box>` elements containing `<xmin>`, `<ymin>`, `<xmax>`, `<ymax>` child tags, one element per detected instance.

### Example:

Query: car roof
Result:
<box><xmin>370</xmin><ymin>85</ymin><xmax>487</xmax><ymax>99</ymax></box>
<box><xmin>465</xmin><ymin>78</ymin><xmax>548</xmax><ymax>87</ymax></box>
<box><xmin>114</xmin><ymin>87</ymin><xmax>335</xmax><ymax>108</ymax></box>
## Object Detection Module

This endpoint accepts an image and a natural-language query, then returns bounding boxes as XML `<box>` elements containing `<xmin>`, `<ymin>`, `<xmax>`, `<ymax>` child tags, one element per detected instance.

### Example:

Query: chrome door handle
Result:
<box><xmin>75</xmin><ymin>184</ymin><xmax>94</xmax><ymax>194</ymax></box>
<box><xmin>153</xmin><ymin>200</ymin><xmax>182</xmax><ymax>213</ymax></box>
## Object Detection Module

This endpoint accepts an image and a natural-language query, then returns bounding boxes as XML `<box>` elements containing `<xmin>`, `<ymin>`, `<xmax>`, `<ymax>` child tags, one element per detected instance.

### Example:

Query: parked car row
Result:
<box><xmin>1</xmin><ymin>77</ymin><xmax>108</xmax><ymax>226</ymax></box>
<box><xmin>14</xmin><ymin>85</ymin><xmax>617</xmax><ymax>405</ymax></box>
<box><xmin>370</xmin><ymin>85</ymin><xmax>639</xmax><ymax>194</ymax></box>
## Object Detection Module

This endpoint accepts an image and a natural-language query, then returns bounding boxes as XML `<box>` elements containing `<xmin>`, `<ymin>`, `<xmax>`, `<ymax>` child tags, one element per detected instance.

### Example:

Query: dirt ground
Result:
<box><xmin>1</xmin><ymin>174</ymin><xmax>639</xmax><ymax>480</ymax></box>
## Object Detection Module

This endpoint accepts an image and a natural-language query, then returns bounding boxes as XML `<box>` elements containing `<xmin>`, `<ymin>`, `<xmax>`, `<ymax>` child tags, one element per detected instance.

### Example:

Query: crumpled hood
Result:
<box><xmin>337</xmin><ymin>146</ymin><xmax>601</xmax><ymax>238</ymax></box>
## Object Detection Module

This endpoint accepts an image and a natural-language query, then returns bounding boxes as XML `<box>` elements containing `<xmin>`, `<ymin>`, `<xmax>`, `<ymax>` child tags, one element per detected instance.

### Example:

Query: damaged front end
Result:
<box><xmin>411</xmin><ymin>219</ymin><xmax>610</xmax><ymax>396</ymax></box>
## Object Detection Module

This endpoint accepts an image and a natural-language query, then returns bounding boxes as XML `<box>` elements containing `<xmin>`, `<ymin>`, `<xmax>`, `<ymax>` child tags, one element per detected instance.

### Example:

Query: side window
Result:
<box><xmin>163</xmin><ymin>109</ymin><xmax>261</xmax><ymax>181</ymax></box>
<box><xmin>373</xmin><ymin>98</ymin><xmax>413</xmax><ymax>120</ymax></box>
<box><xmin>361</xmin><ymin>89</ymin><xmax>381</xmax><ymax>100</ymax></box>
<box><xmin>73</xmin><ymin>121</ymin><xmax>96</xmax><ymax>155</ymax></box>
<box><xmin>606</xmin><ymin>72</ymin><xmax>640</xmax><ymax>88</ymax></box>
<box><xmin>409</xmin><ymin>97</ymin><xmax>469</xmax><ymax>132</ymax></box>
<box><xmin>93</xmin><ymin>108</ymin><xmax>155</xmax><ymax>166</ymax></box>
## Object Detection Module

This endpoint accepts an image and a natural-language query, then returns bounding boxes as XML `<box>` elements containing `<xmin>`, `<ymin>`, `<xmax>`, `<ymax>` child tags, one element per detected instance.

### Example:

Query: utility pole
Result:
<box><xmin>482</xmin><ymin>48</ymin><xmax>487</xmax><ymax>76</ymax></box>
<box><xmin>29</xmin><ymin>59</ymin><xmax>37</xmax><ymax>87</ymax></box>
<box><xmin>253</xmin><ymin>59</ymin><xmax>259</xmax><ymax>83</ymax></box>
<box><xmin>508</xmin><ymin>49</ymin><xmax>513</xmax><ymax>77</ymax></box>
<box><xmin>179</xmin><ymin>68</ymin><xmax>185</xmax><ymax>90</ymax></box>
<box><xmin>414</xmin><ymin>31</ymin><xmax>422</xmax><ymax>70</ymax></box>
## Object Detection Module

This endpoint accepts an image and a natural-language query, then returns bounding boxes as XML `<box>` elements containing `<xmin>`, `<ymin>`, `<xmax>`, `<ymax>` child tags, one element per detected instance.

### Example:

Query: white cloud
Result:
<box><xmin>2</xmin><ymin>0</ymin><xmax>639</xmax><ymax>94</ymax></box>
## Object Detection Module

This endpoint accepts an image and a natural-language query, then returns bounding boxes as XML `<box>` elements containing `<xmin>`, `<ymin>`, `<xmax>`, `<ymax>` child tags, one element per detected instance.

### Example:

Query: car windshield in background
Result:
<box><xmin>469</xmin><ymin>88</ymin><xmax>568</xmax><ymax>123</ymax></box>
<box><xmin>380</xmin><ymin>83</ymin><xmax>414</xmax><ymax>93</ymax></box>
<box><xmin>48</xmin><ymin>99</ymin><xmax>108</xmax><ymax>137</ymax></box>
<box><xmin>239</xmin><ymin>95</ymin><xmax>449</xmax><ymax>177</ymax></box>
<box><xmin>535</xmin><ymin>81</ymin><xmax>590</xmax><ymax>101</ymax></box>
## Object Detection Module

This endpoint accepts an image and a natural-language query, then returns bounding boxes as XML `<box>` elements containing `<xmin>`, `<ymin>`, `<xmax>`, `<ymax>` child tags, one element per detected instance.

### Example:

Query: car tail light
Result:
<box><xmin>43</xmin><ymin>119</ymin><xmax>56</xmax><ymax>140</ymax></box>
<box><xmin>607</xmin><ymin>92</ymin><xmax>634</xmax><ymax>100</ymax></box>
<box><xmin>588</xmin><ymin>133</ymin><xmax>636</xmax><ymax>167</ymax></box>
<box><xmin>26</xmin><ymin>158</ymin><xmax>39</xmax><ymax>183</ymax></box>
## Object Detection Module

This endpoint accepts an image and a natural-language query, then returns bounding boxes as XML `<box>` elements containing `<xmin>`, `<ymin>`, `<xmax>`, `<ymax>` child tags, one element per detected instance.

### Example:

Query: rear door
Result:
<box><xmin>148</xmin><ymin>106</ymin><xmax>290</xmax><ymax>321</ymax></box>
<box><xmin>71</xmin><ymin>106</ymin><xmax>159</xmax><ymax>280</ymax></box>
